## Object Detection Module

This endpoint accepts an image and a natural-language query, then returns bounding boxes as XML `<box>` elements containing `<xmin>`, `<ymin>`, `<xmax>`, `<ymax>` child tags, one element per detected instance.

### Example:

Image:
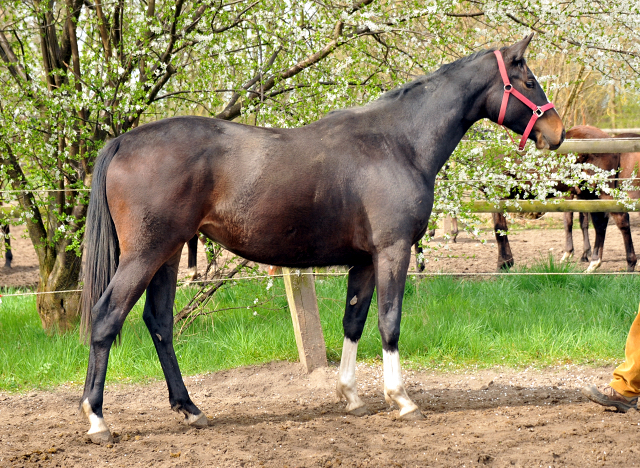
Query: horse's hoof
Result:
<box><xmin>398</xmin><ymin>409</ymin><xmax>423</xmax><ymax>421</ymax></box>
<box><xmin>87</xmin><ymin>430</ymin><xmax>113</xmax><ymax>445</ymax></box>
<box><xmin>586</xmin><ymin>260</ymin><xmax>601</xmax><ymax>273</ymax></box>
<box><xmin>348</xmin><ymin>405</ymin><xmax>371</xmax><ymax>417</ymax></box>
<box><xmin>186</xmin><ymin>412</ymin><xmax>209</xmax><ymax>428</ymax></box>
<box><xmin>560</xmin><ymin>252</ymin><xmax>573</xmax><ymax>262</ymax></box>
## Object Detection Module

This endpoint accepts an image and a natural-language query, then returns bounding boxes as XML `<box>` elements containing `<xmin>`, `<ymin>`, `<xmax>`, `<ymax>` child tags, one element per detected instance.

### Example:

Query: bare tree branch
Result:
<box><xmin>94</xmin><ymin>0</ymin><xmax>112</xmax><ymax>58</ymax></box>
<box><xmin>174</xmin><ymin>259</ymin><xmax>250</xmax><ymax>325</ymax></box>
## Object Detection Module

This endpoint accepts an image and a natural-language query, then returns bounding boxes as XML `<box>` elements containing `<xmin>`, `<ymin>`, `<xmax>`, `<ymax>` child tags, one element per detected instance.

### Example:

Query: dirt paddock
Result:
<box><xmin>2</xmin><ymin>214</ymin><xmax>640</xmax><ymax>467</ymax></box>
<box><xmin>1</xmin><ymin>362</ymin><xmax>639</xmax><ymax>468</ymax></box>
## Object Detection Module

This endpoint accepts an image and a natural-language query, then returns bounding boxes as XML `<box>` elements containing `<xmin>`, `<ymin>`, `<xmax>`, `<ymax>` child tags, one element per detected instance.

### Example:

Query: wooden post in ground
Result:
<box><xmin>282</xmin><ymin>267</ymin><xmax>327</xmax><ymax>373</ymax></box>
<box><xmin>443</xmin><ymin>215</ymin><xmax>451</xmax><ymax>234</ymax></box>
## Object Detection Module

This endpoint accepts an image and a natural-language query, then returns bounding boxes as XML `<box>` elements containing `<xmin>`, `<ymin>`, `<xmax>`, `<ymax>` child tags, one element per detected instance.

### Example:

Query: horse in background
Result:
<box><xmin>492</xmin><ymin>125</ymin><xmax>640</xmax><ymax>272</ymax></box>
<box><xmin>562</xmin><ymin>127</ymin><xmax>640</xmax><ymax>272</ymax></box>
<box><xmin>414</xmin><ymin>216</ymin><xmax>458</xmax><ymax>272</ymax></box>
<box><xmin>0</xmin><ymin>183</ymin><xmax>12</xmax><ymax>269</ymax></box>
<box><xmin>1</xmin><ymin>224</ymin><xmax>11</xmax><ymax>269</ymax></box>
<box><xmin>185</xmin><ymin>234</ymin><xmax>200</xmax><ymax>280</ymax></box>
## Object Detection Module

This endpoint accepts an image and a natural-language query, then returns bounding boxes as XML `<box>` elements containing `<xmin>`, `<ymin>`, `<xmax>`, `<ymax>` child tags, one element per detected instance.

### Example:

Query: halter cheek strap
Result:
<box><xmin>494</xmin><ymin>50</ymin><xmax>555</xmax><ymax>151</ymax></box>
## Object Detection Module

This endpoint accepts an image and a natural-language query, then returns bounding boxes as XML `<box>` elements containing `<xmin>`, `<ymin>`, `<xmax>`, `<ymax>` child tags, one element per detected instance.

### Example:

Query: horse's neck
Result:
<box><xmin>382</xmin><ymin>75</ymin><xmax>485</xmax><ymax>181</ymax></box>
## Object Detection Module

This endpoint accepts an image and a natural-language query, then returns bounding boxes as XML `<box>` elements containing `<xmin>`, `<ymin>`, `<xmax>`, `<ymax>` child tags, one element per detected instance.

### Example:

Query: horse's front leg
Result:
<box><xmin>375</xmin><ymin>242</ymin><xmax>422</xmax><ymax>420</ymax></box>
<box><xmin>579</xmin><ymin>212</ymin><xmax>592</xmax><ymax>262</ymax></box>
<box><xmin>587</xmin><ymin>212</ymin><xmax>609</xmax><ymax>272</ymax></box>
<box><xmin>561</xmin><ymin>211</ymin><xmax>574</xmax><ymax>261</ymax></box>
<box><xmin>492</xmin><ymin>212</ymin><xmax>514</xmax><ymax>270</ymax></box>
<box><xmin>336</xmin><ymin>264</ymin><xmax>376</xmax><ymax>416</ymax></box>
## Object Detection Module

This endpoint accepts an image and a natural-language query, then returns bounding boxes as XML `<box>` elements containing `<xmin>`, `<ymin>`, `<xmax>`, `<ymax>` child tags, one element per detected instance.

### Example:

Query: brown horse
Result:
<box><xmin>563</xmin><ymin>127</ymin><xmax>640</xmax><ymax>272</ymax></box>
<box><xmin>80</xmin><ymin>36</ymin><xmax>564</xmax><ymax>443</ymax></box>
<box><xmin>493</xmin><ymin>125</ymin><xmax>640</xmax><ymax>272</ymax></box>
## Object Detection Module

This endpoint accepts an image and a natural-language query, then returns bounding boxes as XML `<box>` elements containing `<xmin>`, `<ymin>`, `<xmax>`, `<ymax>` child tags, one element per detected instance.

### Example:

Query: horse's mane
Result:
<box><xmin>324</xmin><ymin>48</ymin><xmax>494</xmax><ymax>118</ymax></box>
<box><xmin>377</xmin><ymin>48</ymin><xmax>495</xmax><ymax>102</ymax></box>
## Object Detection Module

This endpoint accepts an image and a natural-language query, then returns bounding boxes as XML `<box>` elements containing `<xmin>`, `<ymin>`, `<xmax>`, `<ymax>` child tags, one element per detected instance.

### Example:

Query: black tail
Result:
<box><xmin>80</xmin><ymin>138</ymin><xmax>121</xmax><ymax>342</ymax></box>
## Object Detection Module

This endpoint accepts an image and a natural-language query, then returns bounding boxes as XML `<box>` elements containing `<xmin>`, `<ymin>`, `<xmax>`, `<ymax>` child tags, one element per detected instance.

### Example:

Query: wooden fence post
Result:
<box><xmin>443</xmin><ymin>215</ymin><xmax>451</xmax><ymax>235</ymax></box>
<box><xmin>282</xmin><ymin>267</ymin><xmax>327</xmax><ymax>373</ymax></box>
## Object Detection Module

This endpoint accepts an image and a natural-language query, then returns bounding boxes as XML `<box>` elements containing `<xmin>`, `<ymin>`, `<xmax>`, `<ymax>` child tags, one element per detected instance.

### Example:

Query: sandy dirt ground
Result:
<box><xmin>1</xmin><ymin>362</ymin><xmax>639</xmax><ymax>468</ymax></box>
<box><xmin>2</xmin><ymin>214</ymin><xmax>640</xmax><ymax>467</ymax></box>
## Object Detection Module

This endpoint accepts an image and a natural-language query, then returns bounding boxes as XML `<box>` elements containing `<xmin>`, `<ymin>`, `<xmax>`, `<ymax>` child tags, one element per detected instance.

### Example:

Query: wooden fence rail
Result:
<box><xmin>466</xmin><ymin>199</ymin><xmax>640</xmax><ymax>213</ymax></box>
<box><xmin>555</xmin><ymin>138</ymin><xmax>640</xmax><ymax>154</ymax></box>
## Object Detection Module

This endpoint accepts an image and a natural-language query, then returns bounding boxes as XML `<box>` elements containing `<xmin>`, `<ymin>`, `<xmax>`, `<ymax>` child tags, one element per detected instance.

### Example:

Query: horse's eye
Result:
<box><xmin>525</xmin><ymin>80</ymin><xmax>535</xmax><ymax>89</ymax></box>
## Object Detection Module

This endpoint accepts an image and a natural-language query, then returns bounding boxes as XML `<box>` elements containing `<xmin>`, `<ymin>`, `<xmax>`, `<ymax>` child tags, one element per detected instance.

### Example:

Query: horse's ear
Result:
<box><xmin>504</xmin><ymin>34</ymin><xmax>534</xmax><ymax>63</ymax></box>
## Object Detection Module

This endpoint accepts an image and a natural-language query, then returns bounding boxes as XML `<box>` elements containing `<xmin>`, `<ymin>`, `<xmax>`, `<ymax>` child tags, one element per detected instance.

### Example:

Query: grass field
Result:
<box><xmin>1</xmin><ymin>260</ymin><xmax>638</xmax><ymax>392</ymax></box>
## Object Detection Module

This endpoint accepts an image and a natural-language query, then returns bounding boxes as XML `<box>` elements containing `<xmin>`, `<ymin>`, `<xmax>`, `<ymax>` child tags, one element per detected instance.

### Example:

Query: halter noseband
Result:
<box><xmin>494</xmin><ymin>50</ymin><xmax>555</xmax><ymax>151</ymax></box>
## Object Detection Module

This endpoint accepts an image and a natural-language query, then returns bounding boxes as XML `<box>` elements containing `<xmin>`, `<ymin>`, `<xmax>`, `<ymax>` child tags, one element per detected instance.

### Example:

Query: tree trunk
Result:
<box><xmin>36</xmin><ymin>289</ymin><xmax>82</xmax><ymax>333</ymax></box>
<box><xmin>35</xmin><ymin>253</ymin><xmax>82</xmax><ymax>333</ymax></box>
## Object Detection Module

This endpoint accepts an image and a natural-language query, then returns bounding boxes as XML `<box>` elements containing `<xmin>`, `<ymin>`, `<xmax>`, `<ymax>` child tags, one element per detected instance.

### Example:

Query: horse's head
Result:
<box><xmin>487</xmin><ymin>34</ymin><xmax>565</xmax><ymax>150</ymax></box>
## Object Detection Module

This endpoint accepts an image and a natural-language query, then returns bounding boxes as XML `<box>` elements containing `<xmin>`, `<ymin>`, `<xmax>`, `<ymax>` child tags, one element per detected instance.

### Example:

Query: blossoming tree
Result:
<box><xmin>0</xmin><ymin>0</ymin><xmax>637</xmax><ymax>331</ymax></box>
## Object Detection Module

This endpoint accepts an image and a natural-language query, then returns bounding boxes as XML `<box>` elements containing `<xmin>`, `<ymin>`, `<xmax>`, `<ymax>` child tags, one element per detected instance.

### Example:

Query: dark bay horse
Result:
<box><xmin>1</xmin><ymin>224</ymin><xmax>11</xmax><ymax>268</ymax></box>
<box><xmin>80</xmin><ymin>35</ymin><xmax>564</xmax><ymax>443</ymax></box>
<box><xmin>0</xmin><ymin>188</ymin><xmax>12</xmax><ymax>268</ymax></box>
<box><xmin>493</xmin><ymin>125</ymin><xmax>640</xmax><ymax>272</ymax></box>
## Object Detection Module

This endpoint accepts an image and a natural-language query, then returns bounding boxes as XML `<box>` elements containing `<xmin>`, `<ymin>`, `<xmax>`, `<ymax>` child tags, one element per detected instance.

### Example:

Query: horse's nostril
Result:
<box><xmin>561</xmin><ymin>129</ymin><xmax>566</xmax><ymax>141</ymax></box>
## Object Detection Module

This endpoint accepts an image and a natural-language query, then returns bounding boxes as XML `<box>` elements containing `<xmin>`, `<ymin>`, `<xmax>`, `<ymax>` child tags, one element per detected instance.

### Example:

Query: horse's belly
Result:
<box><xmin>199</xmin><ymin>219</ymin><xmax>370</xmax><ymax>268</ymax></box>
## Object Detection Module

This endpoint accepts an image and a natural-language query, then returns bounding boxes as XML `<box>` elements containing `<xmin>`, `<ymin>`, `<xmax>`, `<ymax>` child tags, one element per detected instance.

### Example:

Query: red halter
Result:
<box><xmin>494</xmin><ymin>50</ymin><xmax>555</xmax><ymax>151</ymax></box>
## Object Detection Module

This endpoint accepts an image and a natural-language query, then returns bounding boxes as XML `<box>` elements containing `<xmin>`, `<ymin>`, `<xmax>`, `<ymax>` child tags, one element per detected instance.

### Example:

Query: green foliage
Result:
<box><xmin>1</xmin><ymin>265</ymin><xmax>638</xmax><ymax>392</ymax></box>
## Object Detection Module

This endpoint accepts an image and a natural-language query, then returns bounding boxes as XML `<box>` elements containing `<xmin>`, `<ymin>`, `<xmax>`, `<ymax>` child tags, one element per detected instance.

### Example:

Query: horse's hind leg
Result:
<box><xmin>142</xmin><ymin>251</ymin><xmax>207</xmax><ymax>427</ymax></box>
<box><xmin>611</xmin><ymin>212</ymin><xmax>637</xmax><ymax>272</ymax></box>
<box><xmin>2</xmin><ymin>224</ymin><xmax>11</xmax><ymax>268</ymax></box>
<box><xmin>336</xmin><ymin>263</ymin><xmax>375</xmax><ymax>416</ymax></box>
<box><xmin>81</xmin><ymin>257</ymin><xmax>159</xmax><ymax>444</ymax></box>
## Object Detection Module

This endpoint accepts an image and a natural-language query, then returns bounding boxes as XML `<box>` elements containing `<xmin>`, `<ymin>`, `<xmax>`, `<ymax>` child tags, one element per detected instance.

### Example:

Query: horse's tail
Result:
<box><xmin>80</xmin><ymin>138</ymin><xmax>121</xmax><ymax>343</ymax></box>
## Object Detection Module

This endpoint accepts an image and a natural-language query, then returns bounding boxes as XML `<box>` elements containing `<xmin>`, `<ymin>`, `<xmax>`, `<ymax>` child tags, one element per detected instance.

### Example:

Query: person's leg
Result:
<box><xmin>610</xmin><ymin>305</ymin><xmax>640</xmax><ymax>396</ymax></box>
<box><xmin>582</xmin><ymin>304</ymin><xmax>640</xmax><ymax>412</ymax></box>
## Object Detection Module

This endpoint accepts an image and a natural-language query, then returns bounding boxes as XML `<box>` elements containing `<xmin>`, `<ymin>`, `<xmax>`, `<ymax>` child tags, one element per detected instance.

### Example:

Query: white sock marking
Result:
<box><xmin>336</xmin><ymin>338</ymin><xmax>366</xmax><ymax>412</ymax></box>
<box><xmin>383</xmin><ymin>349</ymin><xmax>419</xmax><ymax>417</ymax></box>
<box><xmin>82</xmin><ymin>399</ymin><xmax>109</xmax><ymax>435</ymax></box>
<box><xmin>560</xmin><ymin>251</ymin><xmax>573</xmax><ymax>262</ymax></box>
<box><xmin>587</xmin><ymin>259</ymin><xmax>602</xmax><ymax>272</ymax></box>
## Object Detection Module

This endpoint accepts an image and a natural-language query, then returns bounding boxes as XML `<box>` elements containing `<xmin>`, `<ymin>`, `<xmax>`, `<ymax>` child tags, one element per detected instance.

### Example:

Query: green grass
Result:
<box><xmin>1</xmin><ymin>260</ymin><xmax>639</xmax><ymax>392</ymax></box>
